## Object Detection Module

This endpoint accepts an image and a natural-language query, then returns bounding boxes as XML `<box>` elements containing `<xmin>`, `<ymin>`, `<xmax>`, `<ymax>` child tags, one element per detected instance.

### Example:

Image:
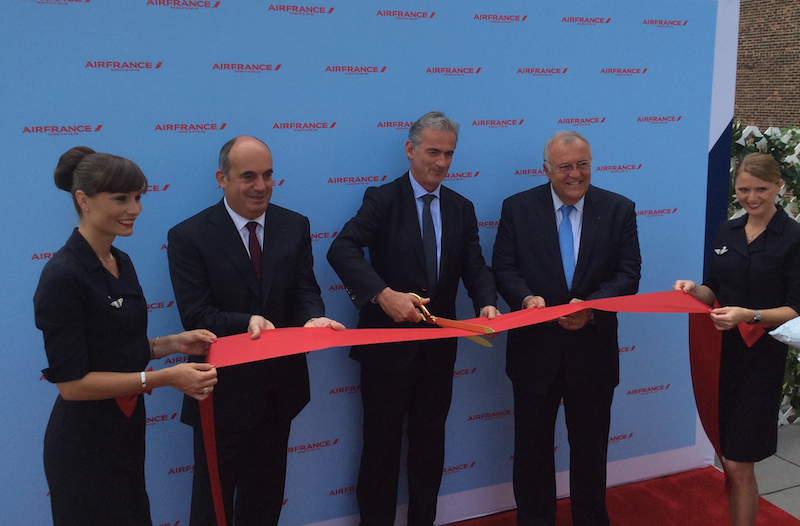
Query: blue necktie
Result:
<box><xmin>558</xmin><ymin>205</ymin><xmax>575</xmax><ymax>289</ymax></box>
<box><xmin>421</xmin><ymin>194</ymin><xmax>438</xmax><ymax>296</ymax></box>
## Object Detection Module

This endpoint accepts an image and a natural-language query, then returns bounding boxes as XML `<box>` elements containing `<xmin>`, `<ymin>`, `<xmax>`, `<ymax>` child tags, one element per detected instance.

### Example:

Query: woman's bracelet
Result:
<box><xmin>150</xmin><ymin>336</ymin><xmax>159</xmax><ymax>360</ymax></box>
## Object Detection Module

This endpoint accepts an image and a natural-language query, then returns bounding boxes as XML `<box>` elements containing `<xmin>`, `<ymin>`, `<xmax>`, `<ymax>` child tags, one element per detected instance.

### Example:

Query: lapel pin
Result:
<box><xmin>110</xmin><ymin>297</ymin><xmax>124</xmax><ymax>308</ymax></box>
<box><xmin>714</xmin><ymin>246</ymin><xmax>728</xmax><ymax>255</ymax></box>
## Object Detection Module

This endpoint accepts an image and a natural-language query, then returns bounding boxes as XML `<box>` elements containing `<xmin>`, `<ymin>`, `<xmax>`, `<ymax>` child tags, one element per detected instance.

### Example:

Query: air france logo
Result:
<box><xmin>595</xmin><ymin>164</ymin><xmax>642</xmax><ymax>173</ymax></box>
<box><xmin>147</xmin><ymin>184</ymin><xmax>170</xmax><ymax>192</ymax></box>
<box><xmin>627</xmin><ymin>384</ymin><xmax>670</xmax><ymax>395</ymax></box>
<box><xmin>609</xmin><ymin>432</ymin><xmax>633</xmax><ymax>444</ymax></box>
<box><xmin>30</xmin><ymin>0</ymin><xmax>90</xmax><ymax>5</ymax></box>
<box><xmin>444</xmin><ymin>171</ymin><xmax>479</xmax><ymax>181</ymax></box>
<box><xmin>329</xmin><ymin>385</ymin><xmax>361</xmax><ymax>395</ymax></box>
<box><xmin>155</xmin><ymin>521</ymin><xmax>181</xmax><ymax>526</ymax></box>
<box><xmin>86</xmin><ymin>61</ymin><xmax>163</xmax><ymax>71</ymax></box>
<box><xmin>311</xmin><ymin>231</ymin><xmax>338</xmax><ymax>241</ymax></box>
<box><xmin>453</xmin><ymin>367</ymin><xmax>477</xmax><ymax>379</ymax></box>
<box><xmin>377</xmin><ymin>10</ymin><xmax>434</xmax><ymax>20</ymax></box>
<box><xmin>32</xmin><ymin>252</ymin><xmax>57</xmax><ymax>261</ymax></box>
<box><xmin>474</xmin><ymin>14</ymin><xmax>527</xmax><ymax>23</ymax></box>
<box><xmin>562</xmin><ymin>16</ymin><xmax>610</xmax><ymax>25</ymax></box>
<box><xmin>468</xmin><ymin>409</ymin><xmax>512</xmax><ymax>421</ymax></box>
<box><xmin>643</xmin><ymin>19</ymin><xmax>688</xmax><ymax>27</ymax></box>
<box><xmin>328</xmin><ymin>175</ymin><xmax>387</xmax><ymax>185</ymax></box>
<box><xmin>146</xmin><ymin>413</ymin><xmax>178</xmax><ymax>426</ymax></box>
<box><xmin>326</xmin><ymin>65</ymin><xmax>387</xmax><ymax>75</ymax></box>
<box><xmin>558</xmin><ymin>117</ymin><xmax>605</xmax><ymax>126</ymax></box>
<box><xmin>637</xmin><ymin>115</ymin><xmax>682</xmax><ymax>124</ymax></box>
<box><xmin>288</xmin><ymin>438</ymin><xmax>339</xmax><ymax>453</ymax></box>
<box><xmin>472</xmin><ymin>119</ymin><xmax>523</xmax><ymax>129</ymax></box>
<box><xmin>213</xmin><ymin>63</ymin><xmax>281</xmax><ymax>73</ymax></box>
<box><xmin>618</xmin><ymin>345</ymin><xmax>636</xmax><ymax>354</ymax></box>
<box><xmin>328</xmin><ymin>284</ymin><xmax>345</xmax><ymax>292</ymax></box>
<box><xmin>155</xmin><ymin>123</ymin><xmax>227</xmax><ymax>133</ymax></box>
<box><xmin>23</xmin><ymin>125</ymin><xmax>102</xmax><ymax>136</ymax></box>
<box><xmin>168</xmin><ymin>465</ymin><xmax>194</xmax><ymax>475</ymax></box>
<box><xmin>426</xmin><ymin>67</ymin><xmax>481</xmax><ymax>76</ymax></box>
<box><xmin>378</xmin><ymin>121</ymin><xmax>414</xmax><ymax>130</ymax></box>
<box><xmin>269</xmin><ymin>4</ymin><xmax>334</xmax><ymax>15</ymax></box>
<box><xmin>164</xmin><ymin>355</ymin><xmax>189</xmax><ymax>364</ymax></box>
<box><xmin>515</xmin><ymin>168</ymin><xmax>546</xmax><ymax>176</ymax></box>
<box><xmin>518</xmin><ymin>67</ymin><xmax>567</xmax><ymax>76</ymax></box>
<box><xmin>273</xmin><ymin>122</ymin><xmax>336</xmax><ymax>131</ymax></box>
<box><xmin>637</xmin><ymin>208</ymin><xmax>677</xmax><ymax>217</ymax></box>
<box><xmin>443</xmin><ymin>462</ymin><xmax>476</xmax><ymax>475</ymax></box>
<box><xmin>329</xmin><ymin>486</ymin><xmax>356</xmax><ymax>496</ymax></box>
<box><xmin>147</xmin><ymin>0</ymin><xmax>220</xmax><ymax>8</ymax></box>
<box><xmin>478</xmin><ymin>220</ymin><xmax>499</xmax><ymax>230</ymax></box>
<box><xmin>147</xmin><ymin>301</ymin><xmax>175</xmax><ymax>312</ymax></box>
<box><xmin>601</xmin><ymin>67</ymin><xmax>647</xmax><ymax>76</ymax></box>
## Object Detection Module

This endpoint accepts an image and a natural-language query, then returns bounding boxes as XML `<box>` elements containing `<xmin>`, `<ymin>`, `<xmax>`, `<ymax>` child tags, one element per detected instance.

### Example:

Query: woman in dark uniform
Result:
<box><xmin>674</xmin><ymin>152</ymin><xmax>800</xmax><ymax>526</ymax></box>
<box><xmin>34</xmin><ymin>146</ymin><xmax>219</xmax><ymax>526</ymax></box>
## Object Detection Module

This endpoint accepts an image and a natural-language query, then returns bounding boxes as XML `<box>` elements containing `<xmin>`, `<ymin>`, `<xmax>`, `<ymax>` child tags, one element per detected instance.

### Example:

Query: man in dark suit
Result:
<box><xmin>327</xmin><ymin>111</ymin><xmax>498</xmax><ymax>526</ymax></box>
<box><xmin>167</xmin><ymin>135</ymin><xmax>344</xmax><ymax>526</ymax></box>
<box><xmin>492</xmin><ymin>130</ymin><xmax>641</xmax><ymax>526</ymax></box>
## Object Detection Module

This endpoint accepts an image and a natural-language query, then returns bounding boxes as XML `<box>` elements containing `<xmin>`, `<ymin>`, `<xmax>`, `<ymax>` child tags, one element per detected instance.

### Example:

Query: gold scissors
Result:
<box><xmin>410</xmin><ymin>293</ymin><xmax>495</xmax><ymax>347</ymax></box>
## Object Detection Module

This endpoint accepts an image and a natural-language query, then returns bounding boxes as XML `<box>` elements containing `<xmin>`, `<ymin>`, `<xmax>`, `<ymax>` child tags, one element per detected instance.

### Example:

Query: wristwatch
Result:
<box><xmin>748</xmin><ymin>310</ymin><xmax>761</xmax><ymax>325</ymax></box>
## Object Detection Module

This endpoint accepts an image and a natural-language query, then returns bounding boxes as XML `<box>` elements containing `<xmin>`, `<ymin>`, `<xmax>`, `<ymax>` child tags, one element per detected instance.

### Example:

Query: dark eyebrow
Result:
<box><xmin>239</xmin><ymin>169</ymin><xmax>273</xmax><ymax>177</ymax></box>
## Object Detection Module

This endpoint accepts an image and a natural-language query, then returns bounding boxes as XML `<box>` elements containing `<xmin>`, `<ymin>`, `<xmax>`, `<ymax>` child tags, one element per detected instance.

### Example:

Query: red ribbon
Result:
<box><xmin>199</xmin><ymin>290</ymin><xmax>725</xmax><ymax>526</ymax></box>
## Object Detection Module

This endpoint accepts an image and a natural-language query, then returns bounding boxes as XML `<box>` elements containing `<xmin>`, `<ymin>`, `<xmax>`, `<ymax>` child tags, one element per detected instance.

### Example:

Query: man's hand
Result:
<box><xmin>376</xmin><ymin>287</ymin><xmax>429</xmax><ymax>323</ymax></box>
<box><xmin>523</xmin><ymin>295</ymin><xmax>546</xmax><ymax>309</ymax></box>
<box><xmin>304</xmin><ymin>317</ymin><xmax>346</xmax><ymax>331</ymax></box>
<box><xmin>248</xmin><ymin>315</ymin><xmax>276</xmax><ymax>340</ymax></box>
<box><xmin>558</xmin><ymin>298</ymin><xmax>592</xmax><ymax>330</ymax></box>
<box><xmin>479</xmin><ymin>305</ymin><xmax>500</xmax><ymax>319</ymax></box>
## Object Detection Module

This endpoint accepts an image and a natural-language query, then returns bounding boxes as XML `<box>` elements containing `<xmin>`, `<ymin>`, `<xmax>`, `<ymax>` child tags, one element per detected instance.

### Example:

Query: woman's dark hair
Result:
<box><xmin>54</xmin><ymin>146</ymin><xmax>148</xmax><ymax>215</ymax></box>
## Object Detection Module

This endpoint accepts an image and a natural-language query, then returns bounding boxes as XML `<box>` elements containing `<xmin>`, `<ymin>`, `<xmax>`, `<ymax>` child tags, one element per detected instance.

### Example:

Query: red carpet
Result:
<box><xmin>451</xmin><ymin>467</ymin><xmax>800</xmax><ymax>526</ymax></box>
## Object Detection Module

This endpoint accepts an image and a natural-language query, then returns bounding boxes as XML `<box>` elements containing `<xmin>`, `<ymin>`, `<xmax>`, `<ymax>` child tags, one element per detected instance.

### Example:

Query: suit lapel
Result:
<box><xmin>261</xmin><ymin>206</ymin><xmax>282</xmax><ymax>304</ymax></box>
<box><xmin>535</xmin><ymin>185</ymin><xmax>564</xmax><ymax>287</ymax></box>
<box><xmin>439</xmin><ymin>187</ymin><xmax>455</xmax><ymax>286</ymax></box>
<box><xmin>208</xmin><ymin>201</ymin><xmax>262</xmax><ymax>300</ymax></box>
<box><xmin>574</xmin><ymin>186</ymin><xmax>601</xmax><ymax>290</ymax></box>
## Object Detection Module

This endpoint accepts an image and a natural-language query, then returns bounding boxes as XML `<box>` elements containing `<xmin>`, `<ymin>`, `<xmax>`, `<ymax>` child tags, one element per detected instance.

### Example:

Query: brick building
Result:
<box><xmin>734</xmin><ymin>0</ymin><xmax>800</xmax><ymax>128</ymax></box>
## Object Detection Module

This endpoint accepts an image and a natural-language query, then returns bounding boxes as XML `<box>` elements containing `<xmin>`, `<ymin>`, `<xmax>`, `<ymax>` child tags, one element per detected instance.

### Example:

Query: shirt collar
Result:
<box><xmin>550</xmin><ymin>185</ymin><xmax>585</xmax><ymax>216</ymax></box>
<box><xmin>409</xmin><ymin>171</ymin><xmax>441</xmax><ymax>200</ymax></box>
<box><xmin>224</xmin><ymin>197</ymin><xmax>266</xmax><ymax>231</ymax></box>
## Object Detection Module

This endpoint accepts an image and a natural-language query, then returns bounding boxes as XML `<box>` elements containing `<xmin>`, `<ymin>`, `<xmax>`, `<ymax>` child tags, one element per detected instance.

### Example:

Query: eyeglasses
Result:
<box><xmin>545</xmin><ymin>160</ymin><xmax>591</xmax><ymax>175</ymax></box>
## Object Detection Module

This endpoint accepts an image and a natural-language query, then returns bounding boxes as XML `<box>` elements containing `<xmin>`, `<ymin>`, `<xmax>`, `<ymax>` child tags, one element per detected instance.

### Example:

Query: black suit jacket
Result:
<box><xmin>168</xmin><ymin>200</ymin><xmax>325</xmax><ymax>430</ymax></box>
<box><xmin>327</xmin><ymin>173</ymin><xmax>496</xmax><ymax>372</ymax></box>
<box><xmin>493</xmin><ymin>183</ymin><xmax>641</xmax><ymax>391</ymax></box>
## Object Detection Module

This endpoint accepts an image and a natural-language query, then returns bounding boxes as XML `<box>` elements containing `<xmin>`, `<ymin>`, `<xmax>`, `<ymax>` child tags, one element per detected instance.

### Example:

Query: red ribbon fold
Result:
<box><xmin>199</xmin><ymin>290</ymin><xmax>727</xmax><ymax>526</ymax></box>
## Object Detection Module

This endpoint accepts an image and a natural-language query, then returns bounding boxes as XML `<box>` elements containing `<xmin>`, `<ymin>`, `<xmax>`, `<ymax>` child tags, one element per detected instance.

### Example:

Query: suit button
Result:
<box><xmin>421</xmin><ymin>285</ymin><xmax>428</xmax><ymax>292</ymax></box>
<box><xmin>350</xmin><ymin>294</ymin><xmax>356</xmax><ymax>300</ymax></box>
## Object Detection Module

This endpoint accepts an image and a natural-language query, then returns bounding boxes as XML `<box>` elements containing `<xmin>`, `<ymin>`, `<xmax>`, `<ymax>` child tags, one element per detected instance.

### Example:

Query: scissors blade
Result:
<box><xmin>429</xmin><ymin>316</ymin><xmax>495</xmax><ymax>335</ymax></box>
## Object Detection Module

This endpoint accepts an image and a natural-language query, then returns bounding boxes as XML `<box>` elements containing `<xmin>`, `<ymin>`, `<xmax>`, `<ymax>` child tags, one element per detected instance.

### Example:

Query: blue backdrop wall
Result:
<box><xmin>0</xmin><ymin>1</ymin><xmax>738</xmax><ymax>525</ymax></box>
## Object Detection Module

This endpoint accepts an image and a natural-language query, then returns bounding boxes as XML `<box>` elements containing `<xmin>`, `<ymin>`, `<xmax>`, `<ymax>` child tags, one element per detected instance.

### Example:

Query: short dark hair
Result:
<box><xmin>218</xmin><ymin>135</ymin><xmax>271</xmax><ymax>176</ymax></box>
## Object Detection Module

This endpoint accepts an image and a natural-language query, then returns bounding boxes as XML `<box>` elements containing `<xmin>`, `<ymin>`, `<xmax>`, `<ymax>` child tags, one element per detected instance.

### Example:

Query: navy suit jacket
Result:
<box><xmin>492</xmin><ymin>183</ymin><xmax>641</xmax><ymax>391</ymax></box>
<box><xmin>327</xmin><ymin>173</ymin><xmax>496</xmax><ymax>372</ymax></box>
<box><xmin>168</xmin><ymin>200</ymin><xmax>325</xmax><ymax>430</ymax></box>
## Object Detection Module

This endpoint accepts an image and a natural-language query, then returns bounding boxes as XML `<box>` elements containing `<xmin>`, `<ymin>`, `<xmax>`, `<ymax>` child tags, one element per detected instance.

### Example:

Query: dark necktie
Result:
<box><xmin>246</xmin><ymin>221</ymin><xmax>262</xmax><ymax>284</ymax></box>
<box><xmin>421</xmin><ymin>194</ymin><xmax>438</xmax><ymax>296</ymax></box>
<box><xmin>558</xmin><ymin>205</ymin><xmax>575</xmax><ymax>289</ymax></box>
